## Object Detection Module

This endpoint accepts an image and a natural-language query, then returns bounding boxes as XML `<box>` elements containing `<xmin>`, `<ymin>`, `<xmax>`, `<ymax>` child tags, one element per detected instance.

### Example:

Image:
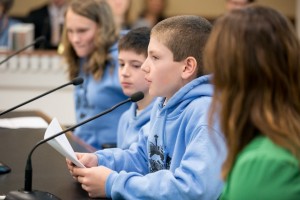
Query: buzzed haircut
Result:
<box><xmin>151</xmin><ymin>15</ymin><xmax>212</xmax><ymax>77</ymax></box>
<box><xmin>118</xmin><ymin>27</ymin><xmax>151</xmax><ymax>57</ymax></box>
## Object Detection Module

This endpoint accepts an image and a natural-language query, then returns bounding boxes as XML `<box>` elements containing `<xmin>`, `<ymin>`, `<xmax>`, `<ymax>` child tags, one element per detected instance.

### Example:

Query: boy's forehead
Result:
<box><xmin>151</xmin><ymin>31</ymin><xmax>165</xmax><ymax>40</ymax></box>
<box><xmin>150</xmin><ymin>30</ymin><xmax>173</xmax><ymax>48</ymax></box>
<box><xmin>148</xmin><ymin>38</ymin><xmax>166</xmax><ymax>53</ymax></box>
<box><xmin>119</xmin><ymin>49</ymin><xmax>147</xmax><ymax>58</ymax></box>
<box><xmin>148</xmin><ymin>36</ymin><xmax>174</xmax><ymax>59</ymax></box>
<box><xmin>149</xmin><ymin>35</ymin><xmax>166</xmax><ymax>47</ymax></box>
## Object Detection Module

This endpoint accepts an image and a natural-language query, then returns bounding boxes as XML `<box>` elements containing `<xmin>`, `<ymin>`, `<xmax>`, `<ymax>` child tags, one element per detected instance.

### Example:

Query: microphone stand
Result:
<box><xmin>0</xmin><ymin>36</ymin><xmax>45</xmax><ymax>65</ymax></box>
<box><xmin>0</xmin><ymin>77</ymin><xmax>83</xmax><ymax>117</ymax></box>
<box><xmin>5</xmin><ymin>97</ymin><xmax>135</xmax><ymax>200</ymax></box>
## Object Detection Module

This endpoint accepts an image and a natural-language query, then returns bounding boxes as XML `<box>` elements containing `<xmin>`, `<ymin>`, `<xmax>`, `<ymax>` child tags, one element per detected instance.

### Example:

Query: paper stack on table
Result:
<box><xmin>0</xmin><ymin>117</ymin><xmax>48</xmax><ymax>129</ymax></box>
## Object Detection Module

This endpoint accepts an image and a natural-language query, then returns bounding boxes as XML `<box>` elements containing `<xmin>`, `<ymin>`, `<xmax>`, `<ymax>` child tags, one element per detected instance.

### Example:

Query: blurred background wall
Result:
<box><xmin>10</xmin><ymin>0</ymin><xmax>298</xmax><ymax>37</ymax></box>
<box><xmin>10</xmin><ymin>0</ymin><xmax>296</xmax><ymax>20</ymax></box>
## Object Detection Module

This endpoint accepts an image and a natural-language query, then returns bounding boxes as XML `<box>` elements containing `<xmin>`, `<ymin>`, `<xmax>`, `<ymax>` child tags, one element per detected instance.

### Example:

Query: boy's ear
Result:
<box><xmin>181</xmin><ymin>56</ymin><xmax>197</xmax><ymax>79</ymax></box>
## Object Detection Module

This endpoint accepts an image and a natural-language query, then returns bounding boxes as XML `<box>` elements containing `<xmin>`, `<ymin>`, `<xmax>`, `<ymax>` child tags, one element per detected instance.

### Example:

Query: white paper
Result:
<box><xmin>0</xmin><ymin>117</ymin><xmax>48</xmax><ymax>129</ymax></box>
<box><xmin>44</xmin><ymin>118</ymin><xmax>85</xmax><ymax>168</ymax></box>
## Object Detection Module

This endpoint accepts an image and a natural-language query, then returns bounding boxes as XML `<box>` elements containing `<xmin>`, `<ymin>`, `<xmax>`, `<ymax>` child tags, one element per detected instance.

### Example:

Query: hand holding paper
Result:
<box><xmin>44</xmin><ymin>118</ymin><xmax>85</xmax><ymax>168</ymax></box>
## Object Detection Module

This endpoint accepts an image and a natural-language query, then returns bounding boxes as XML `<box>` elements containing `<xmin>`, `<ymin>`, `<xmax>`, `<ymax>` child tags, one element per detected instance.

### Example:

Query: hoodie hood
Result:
<box><xmin>155</xmin><ymin>75</ymin><xmax>212</xmax><ymax>118</ymax></box>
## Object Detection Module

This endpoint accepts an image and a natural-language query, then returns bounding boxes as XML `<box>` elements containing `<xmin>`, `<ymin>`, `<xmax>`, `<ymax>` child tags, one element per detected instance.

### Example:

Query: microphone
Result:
<box><xmin>0</xmin><ymin>36</ymin><xmax>46</xmax><ymax>65</ymax></box>
<box><xmin>0</xmin><ymin>77</ymin><xmax>84</xmax><ymax>117</ymax></box>
<box><xmin>5</xmin><ymin>91</ymin><xmax>144</xmax><ymax>200</ymax></box>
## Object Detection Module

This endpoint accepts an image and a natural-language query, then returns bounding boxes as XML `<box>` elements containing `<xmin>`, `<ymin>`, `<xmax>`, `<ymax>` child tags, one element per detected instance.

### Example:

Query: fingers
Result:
<box><xmin>68</xmin><ymin>165</ymin><xmax>74</xmax><ymax>176</ymax></box>
<box><xmin>68</xmin><ymin>164</ymin><xmax>77</xmax><ymax>181</ymax></box>
<box><xmin>75</xmin><ymin>167</ymin><xmax>107</xmax><ymax>198</ymax></box>
<box><xmin>67</xmin><ymin>161</ymin><xmax>80</xmax><ymax>181</ymax></box>
<box><xmin>77</xmin><ymin>175</ymin><xmax>83</xmax><ymax>183</ymax></box>
<box><xmin>81</xmin><ymin>183</ymin><xmax>96</xmax><ymax>198</ymax></box>
<box><xmin>69</xmin><ymin>167</ymin><xmax>78</xmax><ymax>181</ymax></box>
<box><xmin>81</xmin><ymin>183</ymin><xmax>87</xmax><ymax>190</ymax></box>
<box><xmin>67</xmin><ymin>162</ymin><xmax>75</xmax><ymax>173</ymax></box>
<box><xmin>72</xmin><ymin>167</ymin><xmax>87</xmax><ymax>178</ymax></box>
<box><xmin>66</xmin><ymin>158</ymin><xmax>74</xmax><ymax>166</ymax></box>
<box><xmin>66</xmin><ymin>158</ymin><xmax>76</xmax><ymax>175</ymax></box>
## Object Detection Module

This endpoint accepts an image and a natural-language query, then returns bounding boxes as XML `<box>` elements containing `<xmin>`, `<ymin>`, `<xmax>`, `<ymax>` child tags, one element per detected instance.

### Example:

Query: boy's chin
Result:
<box><xmin>149</xmin><ymin>90</ymin><xmax>159</xmax><ymax>98</ymax></box>
<box><xmin>123</xmin><ymin>89</ymin><xmax>136</xmax><ymax>97</ymax></box>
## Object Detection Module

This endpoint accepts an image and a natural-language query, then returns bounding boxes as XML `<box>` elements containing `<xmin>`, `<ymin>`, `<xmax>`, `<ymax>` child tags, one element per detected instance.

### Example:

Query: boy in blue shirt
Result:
<box><xmin>67</xmin><ymin>15</ymin><xmax>226</xmax><ymax>199</ymax></box>
<box><xmin>117</xmin><ymin>27</ymin><xmax>155</xmax><ymax>149</ymax></box>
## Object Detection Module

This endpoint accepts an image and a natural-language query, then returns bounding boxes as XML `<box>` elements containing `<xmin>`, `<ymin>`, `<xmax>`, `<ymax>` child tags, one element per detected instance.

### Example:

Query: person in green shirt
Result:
<box><xmin>204</xmin><ymin>5</ymin><xmax>300</xmax><ymax>200</ymax></box>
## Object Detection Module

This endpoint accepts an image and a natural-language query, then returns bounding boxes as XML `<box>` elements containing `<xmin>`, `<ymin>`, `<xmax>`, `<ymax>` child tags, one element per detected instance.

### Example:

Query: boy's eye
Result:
<box><xmin>119</xmin><ymin>63</ymin><xmax>125</xmax><ymax>67</ymax></box>
<box><xmin>151</xmin><ymin>56</ymin><xmax>158</xmax><ymax>60</ymax></box>
<box><xmin>131</xmin><ymin>62</ymin><xmax>142</xmax><ymax>69</ymax></box>
<box><xmin>132</xmin><ymin>64</ymin><xmax>141</xmax><ymax>68</ymax></box>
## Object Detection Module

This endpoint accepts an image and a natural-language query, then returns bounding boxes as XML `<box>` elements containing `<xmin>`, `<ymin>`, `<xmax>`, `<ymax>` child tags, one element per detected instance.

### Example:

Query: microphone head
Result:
<box><xmin>130</xmin><ymin>91</ymin><xmax>144</xmax><ymax>102</ymax></box>
<box><xmin>72</xmin><ymin>77</ymin><xmax>84</xmax><ymax>85</ymax></box>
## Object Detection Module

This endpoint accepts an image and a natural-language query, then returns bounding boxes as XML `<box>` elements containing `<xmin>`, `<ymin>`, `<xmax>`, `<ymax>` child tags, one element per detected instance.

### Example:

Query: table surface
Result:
<box><xmin>0</xmin><ymin>111</ymin><xmax>105</xmax><ymax>200</ymax></box>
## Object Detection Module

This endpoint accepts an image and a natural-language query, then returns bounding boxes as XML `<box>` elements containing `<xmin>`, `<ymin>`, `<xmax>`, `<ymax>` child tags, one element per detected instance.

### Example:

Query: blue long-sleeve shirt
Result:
<box><xmin>96</xmin><ymin>75</ymin><xmax>227</xmax><ymax>199</ymax></box>
<box><xmin>117</xmin><ymin>100</ymin><xmax>155</xmax><ymax>149</ymax></box>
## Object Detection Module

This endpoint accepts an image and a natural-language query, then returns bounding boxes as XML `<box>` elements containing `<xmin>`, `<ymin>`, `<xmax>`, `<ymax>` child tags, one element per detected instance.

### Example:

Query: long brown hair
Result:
<box><xmin>61</xmin><ymin>0</ymin><xmax>119</xmax><ymax>80</ymax></box>
<box><xmin>204</xmin><ymin>5</ymin><xmax>300</xmax><ymax>179</ymax></box>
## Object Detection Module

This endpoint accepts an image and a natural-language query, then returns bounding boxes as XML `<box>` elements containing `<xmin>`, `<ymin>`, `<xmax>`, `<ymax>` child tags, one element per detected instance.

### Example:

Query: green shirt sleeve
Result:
<box><xmin>220</xmin><ymin>137</ymin><xmax>300</xmax><ymax>200</ymax></box>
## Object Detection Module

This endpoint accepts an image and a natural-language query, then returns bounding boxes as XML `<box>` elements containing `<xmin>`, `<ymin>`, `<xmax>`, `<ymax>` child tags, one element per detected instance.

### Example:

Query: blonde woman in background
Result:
<box><xmin>61</xmin><ymin>0</ymin><xmax>129</xmax><ymax>150</ymax></box>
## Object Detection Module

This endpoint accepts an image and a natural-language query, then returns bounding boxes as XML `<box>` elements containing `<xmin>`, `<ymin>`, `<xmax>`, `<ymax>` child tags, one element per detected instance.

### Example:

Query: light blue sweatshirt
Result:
<box><xmin>73</xmin><ymin>43</ymin><xmax>130</xmax><ymax>149</ymax></box>
<box><xmin>95</xmin><ymin>75</ymin><xmax>227</xmax><ymax>199</ymax></box>
<box><xmin>117</xmin><ymin>100</ymin><xmax>155</xmax><ymax>149</ymax></box>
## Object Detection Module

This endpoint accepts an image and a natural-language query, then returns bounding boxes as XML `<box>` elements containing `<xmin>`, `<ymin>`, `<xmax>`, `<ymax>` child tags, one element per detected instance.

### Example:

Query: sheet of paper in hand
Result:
<box><xmin>44</xmin><ymin>118</ymin><xmax>85</xmax><ymax>168</ymax></box>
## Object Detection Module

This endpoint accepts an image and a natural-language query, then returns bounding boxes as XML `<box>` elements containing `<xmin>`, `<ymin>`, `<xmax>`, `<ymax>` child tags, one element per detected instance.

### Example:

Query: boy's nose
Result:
<box><xmin>141</xmin><ymin>60</ymin><xmax>149</xmax><ymax>73</ymax></box>
<box><xmin>121</xmin><ymin>65</ymin><xmax>130</xmax><ymax>76</ymax></box>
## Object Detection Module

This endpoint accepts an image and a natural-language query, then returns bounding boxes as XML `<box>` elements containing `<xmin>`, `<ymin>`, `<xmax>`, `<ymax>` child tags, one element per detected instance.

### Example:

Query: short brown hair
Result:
<box><xmin>151</xmin><ymin>15</ymin><xmax>212</xmax><ymax>77</ymax></box>
<box><xmin>118</xmin><ymin>27</ymin><xmax>150</xmax><ymax>57</ymax></box>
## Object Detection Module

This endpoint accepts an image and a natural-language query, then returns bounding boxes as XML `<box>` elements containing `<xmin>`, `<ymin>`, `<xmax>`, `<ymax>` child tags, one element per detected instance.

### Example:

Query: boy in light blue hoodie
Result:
<box><xmin>67</xmin><ymin>15</ymin><xmax>227</xmax><ymax>199</ymax></box>
<box><xmin>117</xmin><ymin>27</ymin><xmax>155</xmax><ymax>149</ymax></box>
